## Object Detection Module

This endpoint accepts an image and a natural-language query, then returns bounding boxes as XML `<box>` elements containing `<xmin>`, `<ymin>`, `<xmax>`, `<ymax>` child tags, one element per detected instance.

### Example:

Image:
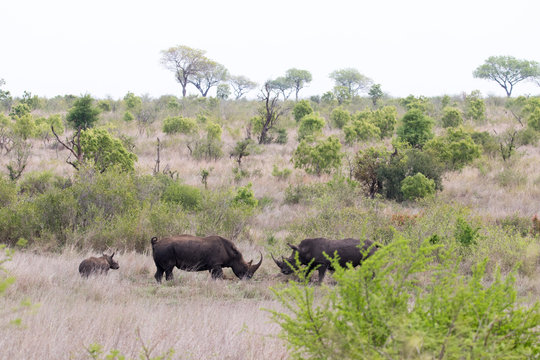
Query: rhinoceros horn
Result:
<box><xmin>247</xmin><ymin>251</ymin><xmax>263</xmax><ymax>277</ymax></box>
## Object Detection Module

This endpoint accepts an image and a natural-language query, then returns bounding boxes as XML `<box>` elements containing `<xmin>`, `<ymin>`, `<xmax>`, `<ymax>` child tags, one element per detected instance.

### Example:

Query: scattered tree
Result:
<box><xmin>160</xmin><ymin>45</ymin><xmax>207</xmax><ymax>98</ymax></box>
<box><xmin>293</xmin><ymin>136</ymin><xmax>342</xmax><ymax>176</ymax></box>
<box><xmin>269</xmin><ymin>77</ymin><xmax>293</xmax><ymax>101</ymax></box>
<box><xmin>229</xmin><ymin>75</ymin><xmax>257</xmax><ymax>100</ymax></box>
<box><xmin>473</xmin><ymin>55</ymin><xmax>540</xmax><ymax>97</ymax></box>
<box><xmin>255</xmin><ymin>81</ymin><xmax>287</xmax><ymax>144</ymax></box>
<box><xmin>285</xmin><ymin>68</ymin><xmax>312</xmax><ymax>101</ymax></box>
<box><xmin>189</xmin><ymin>59</ymin><xmax>228</xmax><ymax>97</ymax></box>
<box><xmin>292</xmin><ymin>100</ymin><xmax>313</xmax><ymax>122</ymax></box>
<box><xmin>297</xmin><ymin>113</ymin><xmax>325</xmax><ymax>141</ymax></box>
<box><xmin>368</xmin><ymin>83</ymin><xmax>383</xmax><ymax>106</ymax></box>
<box><xmin>329</xmin><ymin>68</ymin><xmax>372</xmax><ymax>98</ymax></box>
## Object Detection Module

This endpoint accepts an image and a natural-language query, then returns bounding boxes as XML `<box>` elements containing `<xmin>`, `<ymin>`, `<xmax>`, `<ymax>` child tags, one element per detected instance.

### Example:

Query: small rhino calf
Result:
<box><xmin>79</xmin><ymin>252</ymin><xmax>119</xmax><ymax>277</ymax></box>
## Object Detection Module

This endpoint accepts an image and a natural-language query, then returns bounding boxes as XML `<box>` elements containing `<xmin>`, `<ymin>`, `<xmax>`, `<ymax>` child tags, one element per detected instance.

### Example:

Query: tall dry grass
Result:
<box><xmin>1</xmin><ymin>249</ymin><xmax>289</xmax><ymax>360</ymax></box>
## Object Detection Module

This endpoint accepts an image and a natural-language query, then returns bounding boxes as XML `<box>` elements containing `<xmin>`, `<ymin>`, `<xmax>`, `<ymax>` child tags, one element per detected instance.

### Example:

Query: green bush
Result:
<box><xmin>397</xmin><ymin>109</ymin><xmax>434</xmax><ymax>148</ymax></box>
<box><xmin>162</xmin><ymin>116</ymin><xmax>197</xmax><ymax>135</ymax></box>
<box><xmin>233</xmin><ymin>182</ymin><xmax>258</xmax><ymax>209</ymax></box>
<box><xmin>270</xmin><ymin>236</ymin><xmax>540</xmax><ymax>359</ymax></box>
<box><xmin>161</xmin><ymin>181</ymin><xmax>202</xmax><ymax>211</ymax></box>
<box><xmin>401</xmin><ymin>172</ymin><xmax>436</xmax><ymax>201</ymax></box>
<box><xmin>79</xmin><ymin>128</ymin><xmax>137</xmax><ymax>173</ymax></box>
<box><xmin>0</xmin><ymin>176</ymin><xmax>16</xmax><ymax>207</ymax></box>
<box><xmin>293</xmin><ymin>136</ymin><xmax>342</xmax><ymax>176</ymax></box>
<box><xmin>465</xmin><ymin>90</ymin><xmax>486</xmax><ymax>122</ymax></box>
<box><xmin>330</xmin><ymin>107</ymin><xmax>350</xmax><ymax>129</ymax></box>
<box><xmin>424</xmin><ymin>127</ymin><xmax>481</xmax><ymax>170</ymax></box>
<box><xmin>293</xmin><ymin>100</ymin><xmax>313</xmax><ymax>122</ymax></box>
<box><xmin>19</xmin><ymin>171</ymin><xmax>70</xmax><ymax>196</ymax></box>
<box><xmin>272</xmin><ymin>165</ymin><xmax>292</xmax><ymax>180</ymax></box>
<box><xmin>122</xmin><ymin>111</ymin><xmax>134</xmax><ymax>122</ymax></box>
<box><xmin>297</xmin><ymin>113</ymin><xmax>325</xmax><ymax>141</ymax></box>
<box><xmin>440</xmin><ymin>106</ymin><xmax>463</xmax><ymax>128</ymax></box>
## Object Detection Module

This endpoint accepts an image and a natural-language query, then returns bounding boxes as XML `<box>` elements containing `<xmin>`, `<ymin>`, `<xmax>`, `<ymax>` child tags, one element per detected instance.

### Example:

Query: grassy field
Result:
<box><xmin>1</xmin><ymin>248</ymin><xmax>289</xmax><ymax>359</ymax></box>
<box><xmin>1</xmin><ymin>95</ymin><xmax>540</xmax><ymax>358</ymax></box>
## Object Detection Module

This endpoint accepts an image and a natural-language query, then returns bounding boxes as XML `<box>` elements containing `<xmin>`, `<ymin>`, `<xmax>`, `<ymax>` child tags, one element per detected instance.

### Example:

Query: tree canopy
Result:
<box><xmin>160</xmin><ymin>45</ymin><xmax>207</xmax><ymax>98</ymax></box>
<box><xmin>285</xmin><ymin>68</ymin><xmax>312</xmax><ymax>101</ymax></box>
<box><xmin>473</xmin><ymin>55</ymin><xmax>540</xmax><ymax>97</ymax></box>
<box><xmin>329</xmin><ymin>68</ymin><xmax>372</xmax><ymax>98</ymax></box>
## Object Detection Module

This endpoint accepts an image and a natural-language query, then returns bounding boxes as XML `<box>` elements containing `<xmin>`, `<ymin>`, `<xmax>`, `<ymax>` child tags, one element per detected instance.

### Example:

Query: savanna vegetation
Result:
<box><xmin>0</xmin><ymin>50</ymin><xmax>540</xmax><ymax>359</ymax></box>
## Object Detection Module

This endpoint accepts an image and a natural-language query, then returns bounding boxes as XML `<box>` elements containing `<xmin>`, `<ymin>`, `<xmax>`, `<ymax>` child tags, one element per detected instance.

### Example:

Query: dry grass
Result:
<box><xmin>1</xmin><ymin>249</ymin><xmax>289</xmax><ymax>360</ymax></box>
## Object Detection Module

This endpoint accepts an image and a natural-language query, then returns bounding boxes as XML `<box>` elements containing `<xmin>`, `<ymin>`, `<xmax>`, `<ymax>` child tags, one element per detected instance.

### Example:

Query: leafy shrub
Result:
<box><xmin>399</xmin><ymin>94</ymin><xmax>431</xmax><ymax>113</ymax></box>
<box><xmin>272</xmin><ymin>165</ymin><xmax>292</xmax><ymax>180</ymax></box>
<box><xmin>79</xmin><ymin>128</ymin><xmax>137</xmax><ymax>172</ymax></box>
<box><xmin>440</xmin><ymin>106</ymin><xmax>463</xmax><ymax>128</ymax></box>
<box><xmin>292</xmin><ymin>100</ymin><xmax>313</xmax><ymax>122</ymax></box>
<box><xmin>0</xmin><ymin>176</ymin><xmax>16</xmax><ymax>207</ymax></box>
<box><xmin>162</xmin><ymin>116</ymin><xmax>197</xmax><ymax>135</ymax></box>
<box><xmin>455</xmin><ymin>217</ymin><xmax>480</xmax><ymax>247</ymax></box>
<box><xmin>297</xmin><ymin>113</ymin><xmax>325</xmax><ymax>141</ymax></box>
<box><xmin>470</xmin><ymin>131</ymin><xmax>499</xmax><ymax>157</ymax></box>
<box><xmin>192</xmin><ymin>122</ymin><xmax>223</xmax><ymax>160</ymax></box>
<box><xmin>233</xmin><ymin>182</ymin><xmax>258</xmax><ymax>209</ymax></box>
<box><xmin>424</xmin><ymin>127</ymin><xmax>481</xmax><ymax>170</ymax></box>
<box><xmin>330</xmin><ymin>107</ymin><xmax>350</xmax><ymax>129</ymax></box>
<box><xmin>516</xmin><ymin>127</ymin><xmax>539</xmax><ymax>146</ymax></box>
<box><xmin>161</xmin><ymin>181</ymin><xmax>202</xmax><ymax>211</ymax></box>
<box><xmin>401</xmin><ymin>172</ymin><xmax>436</xmax><ymax>200</ymax></box>
<box><xmin>343</xmin><ymin>116</ymin><xmax>381</xmax><ymax>144</ymax></box>
<box><xmin>465</xmin><ymin>90</ymin><xmax>486</xmax><ymax>121</ymax></box>
<box><xmin>270</xmin><ymin>236</ymin><xmax>540</xmax><ymax>359</ymax></box>
<box><xmin>293</xmin><ymin>136</ymin><xmax>342</xmax><ymax>176</ymax></box>
<box><xmin>19</xmin><ymin>171</ymin><xmax>70</xmax><ymax>196</ymax></box>
<box><xmin>274</xmin><ymin>128</ymin><xmax>288</xmax><ymax>144</ymax></box>
<box><xmin>397</xmin><ymin>109</ymin><xmax>434</xmax><ymax>148</ymax></box>
<box><xmin>122</xmin><ymin>111</ymin><xmax>134</xmax><ymax>122</ymax></box>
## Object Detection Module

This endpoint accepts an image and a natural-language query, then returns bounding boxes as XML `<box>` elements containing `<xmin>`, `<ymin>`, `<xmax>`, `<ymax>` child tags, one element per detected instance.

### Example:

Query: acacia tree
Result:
<box><xmin>189</xmin><ymin>59</ymin><xmax>228</xmax><ymax>97</ymax></box>
<box><xmin>269</xmin><ymin>77</ymin><xmax>293</xmax><ymax>100</ymax></box>
<box><xmin>160</xmin><ymin>45</ymin><xmax>207</xmax><ymax>97</ymax></box>
<box><xmin>229</xmin><ymin>75</ymin><xmax>257</xmax><ymax>100</ymax></box>
<box><xmin>52</xmin><ymin>94</ymin><xmax>100</xmax><ymax>170</ymax></box>
<box><xmin>473</xmin><ymin>56</ymin><xmax>540</xmax><ymax>97</ymax></box>
<box><xmin>329</xmin><ymin>68</ymin><xmax>373</xmax><ymax>98</ymax></box>
<box><xmin>256</xmin><ymin>81</ymin><xmax>287</xmax><ymax>144</ymax></box>
<box><xmin>285</xmin><ymin>68</ymin><xmax>312</xmax><ymax>101</ymax></box>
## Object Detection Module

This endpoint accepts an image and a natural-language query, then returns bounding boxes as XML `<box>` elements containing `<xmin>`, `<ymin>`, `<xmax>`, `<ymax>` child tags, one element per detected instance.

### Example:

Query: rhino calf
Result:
<box><xmin>79</xmin><ymin>252</ymin><xmax>119</xmax><ymax>277</ymax></box>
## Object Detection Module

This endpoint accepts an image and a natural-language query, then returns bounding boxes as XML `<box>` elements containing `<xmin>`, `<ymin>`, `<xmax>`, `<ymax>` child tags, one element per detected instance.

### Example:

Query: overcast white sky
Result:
<box><xmin>1</xmin><ymin>0</ymin><xmax>539</xmax><ymax>100</ymax></box>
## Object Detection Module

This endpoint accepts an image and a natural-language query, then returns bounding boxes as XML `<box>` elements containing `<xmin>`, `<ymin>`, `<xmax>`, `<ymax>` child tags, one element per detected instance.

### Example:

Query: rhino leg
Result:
<box><xmin>165</xmin><ymin>268</ymin><xmax>174</xmax><ymax>281</ymax></box>
<box><xmin>154</xmin><ymin>265</ymin><xmax>165</xmax><ymax>283</ymax></box>
<box><xmin>210</xmin><ymin>266</ymin><xmax>223</xmax><ymax>279</ymax></box>
<box><xmin>317</xmin><ymin>266</ymin><xmax>327</xmax><ymax>283</ymax></box>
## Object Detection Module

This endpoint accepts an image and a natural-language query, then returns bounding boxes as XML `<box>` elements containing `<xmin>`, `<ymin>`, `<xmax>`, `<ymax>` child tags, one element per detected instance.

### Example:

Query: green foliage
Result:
<box><xmin>10</xmin><ymin>103</ymin><xmax>31</xmax><ymax>118</ymax></box>
<box><xmin>297</xmin><ymin>113</ymin><xmax>325</xmax><ymax>141</ymax></box>
<box><xmin>0</xmin><ymin>176</ymin><xmax>16</xmax><ymax>207</ymax></box>
<box><xmin>353</xmin><ymin>146</ymin><xmax>390</xmax><ymax>198</ymax></box>
<box><xmin>401</xmin><ymin>172</ymin><xmax>436</xmax><ymax>200</ymax></box>
<box><xmin>162</xmin><ymin>116</ymin><xmax>197</xmax><ymax>135</ymax></box>
<box><xmin>79</xmin><ymin>128</ymin><xmax>137</xmax><ymax>173</ymax></box>
<box><xmin>192</xmin><ymin>122</ymin><xmax>223</xmax><ymax>160</ymax></box>
<box><xmin>292</xmin><ymin>100</ymin><xmax>313</xmax><ymax>122</ymax></box>
<box><xmin>399</xmin><ymin>95</ymin><xmax>431</xmax><ymax>113</ymax></box>
<box><xmin>465</xmin><ymin>90</ymin><xmax>486</xmax><ymax>121</ymax></box>
<box><xmin>161</xmin><ymin>181</ymin><xmax>202</xmax><ymax>211</ymax></box>
<box><xmin>230</xmin><ymin>139</ymin><xmax>253</xmax><ymax>166</ymax></box>
<box><xmin>424</xmin><ymin>127</ymin><xmax>481</xmax><ymax>170</ymax></box>
<box><xmin>233</xmin><ymin>182</ymin><xmax>258</xmax><ymax>209</ymax></box>
<box><xmin>122</xmin><ymin>111</ymin><xmax>134</xmax><ymax>122</ymax></box>
<box><xmin>329</xmin><ymin>68</ymin><xmax>372</xmax><ymax>97</ymax></box>
<box><xmin>368</xmin><ymin>83</ymin><xmax>383</xmax><ymax>105</ymax></box>
<box><xmin>293</xmin><ymin>136</ymin><xmax>342</xmax><ymax>176</ymax></box>
<box><xmin>470</xmin><ymin>131</ymin><xmax>499</xmax><ymax>157</ymax></box>
<box><xmin>272</xmin><ymin>165</ymin><xmax>292</xmax><ymax>180</ymax></box>
<box><xmin>330</xmin><ymin>107</ymin><xmax>350</xmax><ymax>129</ymax></box>
<box><xmin>455</xmin><ymin>217</ymin><xmax>481</xmax><ymax>247</ymax></box>
<box><xmin>526</xmin><ymin>102</ymin><xmax>540</xmax><ymax>131</ymax></box>
<box><xmin>123</xmin><ymin>92</ymin><xmax>142</xmax><ymax>110</ymax></box>
<box><xmin>397</xmin><ymin>109</ymin><xmax>434</xmax><ymax>148</ymax></box>
<box><xmin>12</xmin><ymin>113</ymin><xmax>36</xmax><ymax>140</ymax></box>
<box><xmin>440</xmin><ymin>106</ymin><xmax>463</xmax><ymax>128</ymax></box>
<box><xmin>270</xmin><ymin>236</ymin><xmax>540</xmax><ymax>359</ymax></box>
<box><xmin>35</xmin><ymin>114</ymin><xmax>64</xmax><ymax>140</ymax></box>
<box><xmin>96</xmin><ymin>100</ymin><xmax>111</xmax><ymax>112</ymax></box>
<box><xmin>343</xmin><ymin>112</ymin><xmax>381</xmax><ymax>144</ymax></box>
<box><xmin>66</xmin><ymin>94</ymin><xmax>100</xmax><ymax>130</ymax></box>
<box><xmin>216</xmin><ymin>83</ymin><xmax>230</xmax><ymax>100</ymax></box>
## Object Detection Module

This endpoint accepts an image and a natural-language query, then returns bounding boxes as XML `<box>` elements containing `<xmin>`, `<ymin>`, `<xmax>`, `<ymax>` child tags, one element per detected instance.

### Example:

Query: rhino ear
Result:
<box><xmin>287</xmin><ymin>243</ymin><xmax>299</xmax><ymax>252</ymax></box>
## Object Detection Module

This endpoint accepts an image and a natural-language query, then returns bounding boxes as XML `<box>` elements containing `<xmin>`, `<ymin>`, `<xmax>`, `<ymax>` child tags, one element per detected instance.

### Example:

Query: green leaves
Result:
<box><xmin>79</xmin><ymin>128</ymin><xmax>137</xmax><ymax>173</ymax></box>
<box><xmin>293</xmin><ymin>136</ymin><xmax>342</xmax><ymax>176</ymax></box>
<box><xmin>270</xmin><ymin>236</ymin><xmax>540</xmax><ymax>359</ymax></box>
<box><xmin>66</xmin><ymin>94</ymin><xmax>100</xmax><ymax>130</ymax></box>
